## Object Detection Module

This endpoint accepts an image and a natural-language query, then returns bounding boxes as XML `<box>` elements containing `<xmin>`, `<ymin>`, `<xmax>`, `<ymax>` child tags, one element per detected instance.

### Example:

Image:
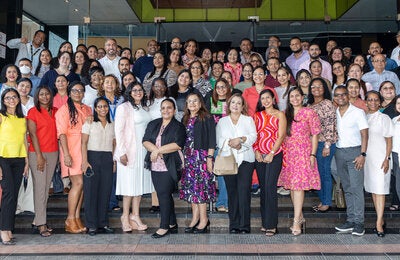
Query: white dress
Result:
<box><xmin>115</xmin><ymin>105</ymin><xmax>154</xmax><ymax>196</ymax></box>
<box><xmin>364</xmin><ymin>111</ymin><xmax>394</xmax><ymax>195</ymax></box>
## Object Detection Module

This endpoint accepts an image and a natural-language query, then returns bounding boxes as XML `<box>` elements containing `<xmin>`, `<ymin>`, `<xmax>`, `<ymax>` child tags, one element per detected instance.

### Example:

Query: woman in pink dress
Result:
<box><xmin>278</xmin><ymin>87</ymin><xmax>321</xmax><ymax>236</ymax></box>
<box><xmin>223</xmin><ymin>48</ymin><xmax>242</xmax><ymax>87</ymax></box>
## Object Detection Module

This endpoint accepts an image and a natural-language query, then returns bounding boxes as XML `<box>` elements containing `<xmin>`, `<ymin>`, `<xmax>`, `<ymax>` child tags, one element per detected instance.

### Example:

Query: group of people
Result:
<box><xmin>1</xmin><ymin>29</ymin><xmax>400</xmax><ymax>244</ymax></box>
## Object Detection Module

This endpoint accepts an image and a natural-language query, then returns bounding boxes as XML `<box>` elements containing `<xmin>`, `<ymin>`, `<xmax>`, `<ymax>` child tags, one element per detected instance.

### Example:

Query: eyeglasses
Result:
<box><xmin>372</xmin><ymin>59</ymin><xmax>385</xmax><ymax>63</ymax></box>
<box><xmin>216</xmin><ymin>85</ymin><xmax>227</xmax><ymax>89</ymax></box>
<box><xmin>333</xmin><ymin>93</ymin><xmax>348</xmax><ymax>97</ymax></box>
<box><xmin>4</xmin><ymin>95</ymin><xmax>19</xmax><ymax>101</ymax></box>
<box><xmin>71</xmin><ymin>89</ymin><xmax>85</xmax><ymax>94</ymax></box>
<box><xmin>366</xmin><ymin>98</ymin><xmax>380</xmax><ymax>102</ymax></box>
<box><xmin>132</xmin><ymin>89</ymin><xmax>143</xmax><ymax>93</ymax></box>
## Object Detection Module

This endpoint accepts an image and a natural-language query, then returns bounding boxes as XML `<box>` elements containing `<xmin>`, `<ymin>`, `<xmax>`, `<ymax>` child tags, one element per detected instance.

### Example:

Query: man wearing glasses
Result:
<box><xmin>333</xmin><ymin>85</ymin><xmax>369</xmax><ymax>236</ymax></box>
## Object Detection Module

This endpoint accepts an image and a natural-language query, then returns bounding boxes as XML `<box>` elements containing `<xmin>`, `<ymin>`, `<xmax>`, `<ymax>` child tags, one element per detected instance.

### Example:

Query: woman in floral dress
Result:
<box><xmin>180</xmin><ymin>93</ymin><xmax>216</xmax><ymax>234</ymax></box>
<box><xmin>278</xmin><ymin>87</ymin><xmax>321</xmax><ymax>236</ymax></box>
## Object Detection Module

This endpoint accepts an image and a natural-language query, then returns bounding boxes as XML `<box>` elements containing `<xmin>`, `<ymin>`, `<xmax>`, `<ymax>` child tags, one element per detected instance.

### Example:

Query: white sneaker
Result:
<box><xmin>277</xmin><ymin>187</ymin><xmax>290</xmax><ymax>195</ymax></box>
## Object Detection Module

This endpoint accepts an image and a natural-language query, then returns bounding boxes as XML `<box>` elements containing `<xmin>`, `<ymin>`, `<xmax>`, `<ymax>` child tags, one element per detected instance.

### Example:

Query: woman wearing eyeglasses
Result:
<box><xmin>81</xmin><ymin>97</ymin><xmax>115</xmax><ymax>236</ymax></box>
<box><xmin>0</xmin><ymin>88</ymin><xmax>28</xmax><ymax>245</ymax></box>
<box><xmin>55</xmin><ymin>81</ymin><xmax>92</xmax><ymax>234</ymax></box>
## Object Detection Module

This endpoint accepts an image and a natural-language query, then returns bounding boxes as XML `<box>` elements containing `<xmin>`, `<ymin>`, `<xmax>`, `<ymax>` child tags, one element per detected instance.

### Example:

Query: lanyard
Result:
<box><xmin>30</xmin><ymin>44</ymin><xmax>41</xmax><ymax>61</ymax></box>
<box><xmin>104</xmin><ymin>95</ymin><xmax>118</xmax><ymax>121</ymax></box>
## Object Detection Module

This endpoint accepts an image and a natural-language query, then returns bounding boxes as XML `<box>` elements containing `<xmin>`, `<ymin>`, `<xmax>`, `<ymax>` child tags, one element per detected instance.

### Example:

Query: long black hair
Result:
<box><xmin>93</xmin><ymin>97</ymin><xmax>111</xmax><ymax>123</ymax></box>
<box><xmin>67</xmin><ymin>81</ymin><xmax>85</xmax><ymax>126</ymax></box>
<box><xmin>0</xmin><ymin>88</ymin><xmax>24</xmax><ymax>118</ymax></box>
<box><xmin>148</xmin><ymin>77</ymin><xmax>168</xmax><ymax>106</ymax></box>
<box><xmin>307</xmin><ymin>77</ymin><xmax>331</xmax><ymax>105</ymax></box>
<box><xmin>148</xmin><ymin>51</ymin><xmax>168</xmax><ymax>79</ymax></box>
<box><xmin>285</xmin><ymin>87</ymin><xmax>304</xmax><ymax>136</ymax></box>
<box><xmin>124</xmin><ymin>82</ymin><xmax>148</xmax><ymax>110</ymax></box>
<box><xmin>256</xmin><ymin>89</ymin><xmax>279</xmax><ymax>112</ymax></box>
<box><xmin>169</xmin><ymin>69</ymin><xmax>192</xmax><ymax>99</ymax></box>
<box><xmin>1</xmin><ymin>64</ymin><xmax>21</xmax><ymax>83</ymax></box>
<box><xmin>34</xmin><ymin>85</ymin><xmax>53</xmax><ymax>112</ymax></box>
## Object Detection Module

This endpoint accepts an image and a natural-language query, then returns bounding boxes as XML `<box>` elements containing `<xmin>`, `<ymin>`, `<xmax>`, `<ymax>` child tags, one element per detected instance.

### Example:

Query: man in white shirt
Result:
<box><xmin>298</xmin><ymin>43</ymin><xmax>332</xmax><ymax>82</ymax></box>
<box><xmin>333</xmin><ymin>85</ymin><xmax>369</xmax><ymax>237</ymax></box>
<box><xmin>7</xmin><ymin>30</ymin><xmax>46</xmax><ymax>72</ymax></box>
<box><xmin>99</xmin><ymin>38</ymin><xmax>121</xmax><ymax>80</ymax></box>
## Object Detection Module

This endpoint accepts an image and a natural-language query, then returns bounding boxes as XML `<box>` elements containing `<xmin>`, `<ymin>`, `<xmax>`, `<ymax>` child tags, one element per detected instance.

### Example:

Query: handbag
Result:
<box><xmin>213</xmin><ymin>140</ymin><xmax>238</xmax><ymax>176</ymax></box>
<box><xmin>334</xmin><ymin>182</ymin><xmax>347</xmax><ymax>209</ymax></box>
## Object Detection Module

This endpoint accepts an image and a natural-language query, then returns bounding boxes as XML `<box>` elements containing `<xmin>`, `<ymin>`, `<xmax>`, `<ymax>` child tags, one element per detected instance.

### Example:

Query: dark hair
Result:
<box><xmin>58</xmin><ymin>41</ymin><xmax>73</xmax><ymax>55</ymax></box>
<box><xmin>295</xmin><ymin>69</ymin><xmax>311</xmax><ymax>88</ymax></box>
<box><xmin>345</xmin><ymin>78</ymin><xmax>362</xmax><ymax>98</ymax></box>
<box><xmin>54</xmin><ymin>74</ymin><xmax>69</xmax><ymax>89</ymax></box>
<box><xmin>189</xmin><ymin>60</ymin><xmax>205</xmax><ymax>75</ymax></box>
<box><xmin>309</xmin><ymin>59</ymin><xmax>322</xmax><ymax>75</ymax></box>
<box><xmin>182</xmin><ymin>93</ymin><xmax>209</xmax><ymax>125</ymax></box>
<box><xmin>226</xmin><ymin>93</ymin><xmax>248</xmax><ymax>115</ymax></box>
<box><xmin>379</xmin><ymin>80</ymin><xmax>395</xmax><ymax>92</ymax></box>
<box><xmin>119</xmin><ymin>57</ymin><xmax>131</xmax><ymax>66</ymax></box>
<box><xmin>34</xmin><ymin>49</ymin><xmax>53</xmax><ymax>76</ymax></box>
<box><xmin>334</xmin><ymin>85</ymin><xmax>348</xmax><ymax>95</ymax></box>
<box><xmin>149</xmin><ymin>51</ymin><xmax>168</xmax><ymax>78</ymax></box>
<box><xmin>183</xmin><ymin>39</ymin><xmax>199</xmax><ymax>56</ymax></box>
<box><xmin>120</xmin><ymin>48</ymin><xmax>134</xmax><ymax>64</ymax></box>
<box><xmin>285</xmin><ymin>87</ymin><xmax>304</xmax><ymax>136</ymax></box>
<box><xmin>87</xmin><ymin>45</ymin><xmax>98</xmax><ymax>52</ymax></box>
<box><xmin>169</xmin><ymin>69</ymin><xmax>192</xmax><ymax>99</ymax></box>
<box><xmin>224</xmin><ymin>48</ymin><xmax>240</xmax><ymax>63</ymax></box>
<box><xmin>332</xmin><ymin>61</ymin><xmax>347</xmax><ymax>85</ymax></box>
<box><xmin>329</xmin><ymin>46</ymin><xmax>348</xmax><ymax>65</ymax></box>
<box><xmin>56</xmin><ymin>51</ymin><xmax>73</xmax><ymax>69</ymax></box>
<box><xmin>121</xmin><ymin>71</ymin><xmax>137</xmax><ymax>94</ymax></box>
<box><xmin>256</xmin><ymin>89</ymin><xmax>279</xmax><ymax>112</ymax></box>
<box><xmin>277</xmin><ymin>67</ymin><xmax>292</xmax><ymax>99</ymax></box>
<box><xmin>72</xmin><ymin>50</ymin><xmax>91</xmax><ymax>78</ymax></box>
<box><xmin>168</xmin><ymin>48</ymin><xmax>183</xmax><ymax>66</ymax></box>
<box><xmin>148</xmin><ymin>77</ymin><xmax>168</xmax><ymax>106</ymax></box>
<box><xmin>212</xmin><ymin>78</ymin><xmax>231</xmax><ymax>107</ymax></box>
<box><xmin>1</xmin><ymin>64</ymin><xmax>21</xmax><ymax>83</ymax></box>
<box><xmin>161</xmin><ymin>98</ymin><xmax>176</xmax><ymax>110</ymax></box>
<box><xmin>0</xmin><ymin>88</ymin><xmax>24</xmax><ymax>118</ymax></box>
<box><xmin>93</xmin><ymin>97</ymin><xmax>111</xmax><ymax>123</ymax></box>
<box><xmin>76</xmin><ymin>43</ymin><xmax>87</xmax><ymax>52</ymax></box>
<box><xmin>392</xmin><ymin>95</ymin><xmax>400</xmax><ymax>115</ymax></box>
<box><xmin>133</xmin><ymin>48</ymin><xmax>146</xmax><ymax>62</ymax></box>
<box><xmin>88</xmin><ymin>59</ymin><xmax>103</xmax><ymax>69</ymax></box>
<box><xmin>17</xmin><ymin>77</ymin><xmax>33</xmax><ymax>92</ymax></box>
<box><xmin>18</xmin><ymin>58</ymin><xmax>32</xmax><ymax>65</ymax></box>
<box><xmin>34</xmin><ymin>85</ymin><xmax>53</xmax><ymax>112</ymax></box>
<box><xmin>307</xmin><ymin>77</ymin><xmax>332</xmax><ymax>104</ymax></box>
<box><xmin>240</xmin><ymin>38</ymin><xmax>252</xmax><ymax>45</ymax></box>
<box><xmin>365</xmin><ymin>90</ymin><xmax>383</xmax><ymax>104</ymax></box>
<box><xmin>124</xmin><ymin>82</ymin><xmax>147</xmax><ymax>110</ymax></box>
<box><xmin>34</xmin><ymin>30</ymin><xmax>46</xmax><ymax>37</ymax></box>
<box><xmin>67</xmin><ymin>81</ymin><xmax>85</xmax><ymax>126</ymax></box>
<box><xmin>352</xmin><ymin>54</ymin><xmax>370</xmax><ymax>73</ymax></box>
<box><xmin>89</xmin><ymin>66</ymin><xmax>105</xmax><ymax>78</ymax></box>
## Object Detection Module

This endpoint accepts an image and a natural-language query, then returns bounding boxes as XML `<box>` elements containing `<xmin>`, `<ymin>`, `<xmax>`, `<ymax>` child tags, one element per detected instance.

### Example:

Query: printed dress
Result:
<box><xmin>278</xmin><ymin>107</ymin><xmax>321</xmax><ymax>190</ymax></box>
<box><xmin>179</xmin><ymin>117</ymin><xmax>216</xmax><ymax>203</ymax></box>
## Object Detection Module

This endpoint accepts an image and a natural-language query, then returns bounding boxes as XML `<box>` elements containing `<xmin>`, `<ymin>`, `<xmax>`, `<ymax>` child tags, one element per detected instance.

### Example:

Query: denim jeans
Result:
<box><xmin>316</xmin><ymin>142</ymin><xmax>336</xmax><ymax>206</ymax></box>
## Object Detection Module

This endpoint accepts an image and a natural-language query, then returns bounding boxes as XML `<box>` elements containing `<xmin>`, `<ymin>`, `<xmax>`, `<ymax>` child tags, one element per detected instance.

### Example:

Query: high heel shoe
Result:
<box><xmin>169</xmin><ymin>224</ymin><xmax>178</xmax><ymax>234</ymax></box>
<box><xmin>120</xmin><ymin>215</ymin><xmax>132</xmax><ymax>232</ymax></box>
<box><xmin>129</xmin><ymin>214</ymin><xmax>148</xmax><ymax>231</ymax></box>
<box><xmin>76</xmin><ymin>218</ymin><xmax>87</xmax><ymax>233</ymax></box>
<box><xmin>373</xmin><ymin>221</ymin><xmax>386</xmax><ymax>237</ymax></box>
<box><xmin>65</xmin><ymin>218</ymin><xmax>82</xmax><ymax>234</ymax></box>
<box><xmin>291</xmin><ymin>218</ymin><xmax>306</xmax><ymax>236</ymax></box>
<box><xmin>193</xmin><ymin>220</ymin><xmax>210</xmax><ymax>234</ymax></box>
<box><xmin>184</xmin><ymin>219</ymin><xmax>200</xmax><ymax>233</ymax></box>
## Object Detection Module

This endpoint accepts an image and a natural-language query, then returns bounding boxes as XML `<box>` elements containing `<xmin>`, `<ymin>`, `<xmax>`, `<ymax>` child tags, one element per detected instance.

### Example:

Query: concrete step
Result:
<box><xmin>14</xmin><ymin>191</ymin><xmax>400</xmax><ymax>230</ymax></box>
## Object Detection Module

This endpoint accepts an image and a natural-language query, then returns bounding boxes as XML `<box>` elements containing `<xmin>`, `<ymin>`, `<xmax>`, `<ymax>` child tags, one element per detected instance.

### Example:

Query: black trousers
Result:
<box><xmin>83</xmin><ymin>151</ymin><xmax>113</xmax><ymax>229</ymax></box>
<box><xmin>224</xmin><ymin>161</ymin><xmax>254</xmax><ymax>231</ymax></box>
<box><xmin>151</xmin><ymin>170</ymin><xmax>177</xmax><ymax>229</ymax></box>
<box><xmin>255</xmin><ymin>152</ymin><xmax>283</xmax><ymax>229</ymax></box>
<box><xmin>0</xmin><ymin>157</ymin><xmax>24</xmax><ymax>231</ymax></box>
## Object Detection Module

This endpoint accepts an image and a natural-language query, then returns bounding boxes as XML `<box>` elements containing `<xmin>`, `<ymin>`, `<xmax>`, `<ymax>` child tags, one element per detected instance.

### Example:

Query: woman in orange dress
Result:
<box><xmin>56</xmin><ymin>81</ymin><xmax>92</xmax><ymax>233</ymax></box>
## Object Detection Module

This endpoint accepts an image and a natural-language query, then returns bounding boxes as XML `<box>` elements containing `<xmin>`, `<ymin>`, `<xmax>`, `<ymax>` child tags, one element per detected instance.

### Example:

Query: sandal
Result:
<box><xmin>38</xmin><ymin>225</ymin><xmax>52</xmax><ymax>237</ymax></box>
<box><xmin>265</xmin><ymin>228</ymin><xmax>278</xmax><ymax>237</ymax></box>
<box><xmin>129</xmin><ymin>214</ymin><xmax>148</xmax><ymax>231</ymax></box>
<box><xmin>120</xmin><ymin>215</ymin><xmax>132</xmax><ymax>232</ymax></box>
<box><xmin>389</xmin><ymin>204</ymin><xmax>399</xmax><ymax>211</ymax></box>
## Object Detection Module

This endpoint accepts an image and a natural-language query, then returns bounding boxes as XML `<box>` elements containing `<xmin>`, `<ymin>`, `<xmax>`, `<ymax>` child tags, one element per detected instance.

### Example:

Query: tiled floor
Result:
<box><xmin>1</xmin><ymin>228</ymin><xmax>400</xmax><ymax>259</ymax></box>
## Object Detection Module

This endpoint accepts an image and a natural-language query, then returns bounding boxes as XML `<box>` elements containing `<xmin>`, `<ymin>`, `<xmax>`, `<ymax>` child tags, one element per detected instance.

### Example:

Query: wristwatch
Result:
<box><xmin>360</xmin><ymin>152</ymin><xmax>366</xmax><ymax>157</ymax></box>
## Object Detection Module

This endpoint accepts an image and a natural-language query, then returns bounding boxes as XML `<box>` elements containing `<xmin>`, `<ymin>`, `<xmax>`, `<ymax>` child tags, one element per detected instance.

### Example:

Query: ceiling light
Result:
<box><xmin>64</xmin><ymin>0</ymin><xmax>69</xmax><ymax>3</ymax></box>
<box><xmin>74</xmin><ymin>8</ymin><xmax>79</xmax><ymax>12</ymax></box>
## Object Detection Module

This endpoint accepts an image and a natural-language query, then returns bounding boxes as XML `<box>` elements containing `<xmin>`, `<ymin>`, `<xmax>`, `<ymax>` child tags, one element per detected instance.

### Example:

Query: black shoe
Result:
<box><xmin>239</xmin><ymin>229</ymin><xmax>250</xmax><ymax>234</ymax></box>
<box><xmin>230</xmin><ymin>228</ymin><xmax>240</xmax><ymax>234</ymax></box>
<box><xmin>149</xmin><ymin>206</ymin><xmax>160</xmax><ymax>213</ymax></box>
<box><xmin>88</xmin><ymin>229</ymin><xmax>97</xmax><ymax>236</ymax></box>
<box><xmin>193</xmin><ymin>220</ymin><xmax>210</xmax><ymax>234</ymax></box>
<box><xmin>99</xmin><ymin>226</ymin><xmax>114</xmax><ymax>234</ymax></box>
<box><xmin>169</xmin><ymin>224</ymin><xmax>178</xmax><ymax>234</ymax></box>
<box><xmin>32</xmin><ymin>224</ymin><xmax>39</xmax><ymax>234</ymax></box>
<box><xmin>184</xmin><ymin>220</ymin><xmax>200</xmax><ymax>233</ymax></box>
<box><xmin>151</xmin><ymin>229</ymin><xmax>169</xmax><ymax>239</ymax></box>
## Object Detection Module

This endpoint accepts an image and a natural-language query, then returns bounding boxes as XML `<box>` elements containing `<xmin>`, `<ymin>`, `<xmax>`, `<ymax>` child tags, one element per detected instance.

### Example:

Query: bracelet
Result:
<box><xmin>310</xmin><ymin>154</ymin><xmax>316</xmax><ymax>158</ymax></box>
<box><xmin>206</xmin><ymin>155</ymin><xmax>214</xmax><ymax>159</ymax></box>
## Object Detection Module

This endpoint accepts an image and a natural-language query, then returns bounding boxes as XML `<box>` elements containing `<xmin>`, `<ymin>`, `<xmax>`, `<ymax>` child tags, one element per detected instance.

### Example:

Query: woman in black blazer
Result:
<box><xmin>143</xmin><ymin>98</ymin><xmax>186</xmax><ymax>238</ymax></box>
